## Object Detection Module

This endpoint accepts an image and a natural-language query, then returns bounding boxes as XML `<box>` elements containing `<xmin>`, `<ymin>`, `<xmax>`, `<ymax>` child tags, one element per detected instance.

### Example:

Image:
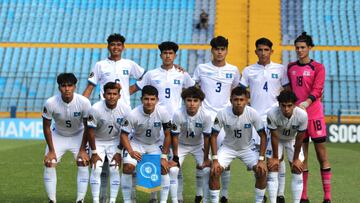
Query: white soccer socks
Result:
<box><xmin>220</xmin><ymin>169</ymin><xmax>230</xmax><ymax>198</ymax></box>
<box><xmin>196</xmin><ymin>169</ymin><xmax>204</xmax><ymax>197</ymax></box>
<box><xmin>291</xmin><ymin>173</ymin><xmax>303</xmax><ymax>202</ymax></box>
<box><xmin>160</xmin><ymin>174</ymin><xmax>170</xmax><ymax>203</ymax></box>
<box><xmin>121</xmin><ymin>173</ymin><xmax>133</xmax><ymax>203</ymax></box>
<box><xmin>278</xmin><ymin>160</ymin><xmax>286</xmax><ymax>196</ymax></box>
<box><xmin>109</xmin><ymin>165</ymin><xmax>120</xmax><ymax>202</ymax></box>
<box><xmin>90</xmin><ymin>165</ymin><xmax>102</xmax><ymax>202</ymax></box>
<box><xmin>76</xmin><ymin>166</ymin><xmax>89</xmax><ymax>202</ymax></box>
<box><xmin>177</xmin><ymin>169</ymin><xmax>184</xmax><ymax>201</ymax></box>
<box><xmin>255</xmin><ymin>187</ymin><xmax>266</xmax><ymax>203</ymax></box>
<box><xmin>202</xmin><ymin>167</ymin><xmax>211</xmax><ymax>203</ymax></box>
<box><xmin>44</xmin><ymin>167</ymin><xmax>57</xmax><ymax>202</ymax></box>
<box><xmin>169</xmin><ymin>167</ymin><xmax>179</xmax><ymax>203</ymax></box>
<box><xmin>267</xmin><ymin>172</ymin><xmax>279</xmax><ymax>203</ymax></box>
<box><xmin>209</xmin><ymin>189</ymin><xmax>220</xmax><ymax>203</ymax></box>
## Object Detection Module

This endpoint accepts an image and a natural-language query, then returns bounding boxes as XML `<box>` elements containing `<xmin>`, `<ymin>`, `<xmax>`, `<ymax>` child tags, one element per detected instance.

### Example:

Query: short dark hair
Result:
<box><xmin>103</xmin><ymin>82</ymin><xmax>121</xmax><ymax>93</ymax></box>
<box><xmin>294</xmin><ymin>32</ymin><xmax>315</xmax><ymax>47</ymax></box>
<box><xmin>210</xmin><ymin>36</ymin><xmax>229</xmax><ymax>48</ymax></box>
<box><xmin>181</xmin><ymin>86</ymin><xmax>205</xmax><ymax>101</ymax></box>
<box><xmin>141</xmin><ymin>85</ymin><xmax>158</xmax><ymax>98</ymax></box>
<box><xmin>231</xmin><ymin>86</ymin><xmax>248</xmax><ymax>97</ymax></box>
<box><xmin>255</xmin><ymin>37</ymin><xmax>273</xmax><ymax>48</ymax></box>
<box><xmin>57</xmin><ymin>73</ymin><xmax>77</xmax><ymax>85</ymax></box>
<box><xmin>277</xmin><ymin>90</ymin><xmax>298</xmax><ymax>103</ymax></box>
<box><xmin>107</xmin><ymin>33</ymin><xmax>126</xmax><ymax>44</ymax></box>
<box><xmin>158</xmin><ymin>41</ymin><xmax>179</xmax><ymax>53</ymax></box>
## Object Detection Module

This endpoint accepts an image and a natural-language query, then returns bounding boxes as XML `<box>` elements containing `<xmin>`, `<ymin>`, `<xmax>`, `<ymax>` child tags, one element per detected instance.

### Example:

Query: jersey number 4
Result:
<box><xmin>263</xmin><ymin>82</ymin><xmax>268</xmax><ymax>92</ymax></box>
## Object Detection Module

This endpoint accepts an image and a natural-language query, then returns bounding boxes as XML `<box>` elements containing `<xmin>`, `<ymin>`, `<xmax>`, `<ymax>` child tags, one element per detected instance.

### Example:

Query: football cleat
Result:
<box><xmin>195</xmin><ymin>195</ymin><xmax>203</xmax><ymax>203</ymax></box>
<box><xmin>220</xmin><ymin>196</ymin><xmax>228</xmax><ymax>203</ymax></box>
<box><xmin>300</xmin><ymin>199</ymin><xmax>310</xmax><ymax>203</ymax></box>
<box><xmin>276</xmin><ymin>195</ymin><xmax>285</xmax><ymax>203</ymax></box>
<box><xmin>322</xmin><ymin>200</ymin><xmax>331</xmax><ymax>203</ymax></box>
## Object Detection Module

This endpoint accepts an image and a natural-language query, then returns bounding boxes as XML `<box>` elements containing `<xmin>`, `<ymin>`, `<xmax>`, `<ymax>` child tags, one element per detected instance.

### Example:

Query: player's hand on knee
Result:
<box><xmin>255</xmin><ymin>160</ymin><xmax>267</xmax><ymax>177</ymax></box>
<box><xmin>111</xmin><ymin>153</ymin><xmax>122</xmax><ymax>168</ymax></box>
<box><xmin>211</xmin><ymin>160</ymin><xmax>221</xmax><ymax>177</ymax></box>
<box><xmin>201</xmin><ymin>158</ymin><xmax>211</xmax><ymax>169</ymax></box>
<box><xmin>91</xmin><ymin>153</ymin><xmax>102</xmax><ymax>168</ymax></box>
<box><xmin>291</xmin><ymin>159</ymin><xmax>303</xmax><ymax>174</ymax></box>
<box><xmin>44</xmin><ymin>151</ymin><xmax>57</xmax><ymax>167</ymax></box>
<box><xmin>129</xmin><ymin>151</ymin><xmax>142</xmax><ymax>162</ymax></box>
<box><xmin>77</xmin><ymin>149</ymin><xmax>90</xmax><ymax>166</ymax></box>
<box><xmin>267</xmin><ymin>158</ymin><xmax>279</xmax><ymax>171</ymax></box>
<box><xmin>168</xmin><ymin>160</ymin><xmax>179</xmax><ymax>168</ymax></box>
<box><xmin>161</xmin><ymin>158</ymin><xmax>169</xmax><ymax>174</ymax></box>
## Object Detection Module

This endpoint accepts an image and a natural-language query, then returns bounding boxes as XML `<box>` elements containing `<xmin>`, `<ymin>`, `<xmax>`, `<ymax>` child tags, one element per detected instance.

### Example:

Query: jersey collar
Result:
<box><xmin>256</xmin><ymin>61</ymin><xmax>273</xmax><ymax>68</ymax></box>
<box><xmin>159</xmin><ymin>65</ymin><xmax>176</xmax><ymax>72</ymax></box>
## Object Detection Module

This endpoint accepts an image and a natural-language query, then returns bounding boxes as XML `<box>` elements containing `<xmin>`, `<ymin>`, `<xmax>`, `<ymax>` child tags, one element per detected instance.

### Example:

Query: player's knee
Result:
<box><xmin>123</xmin><ymin>163</ymin><xmax>135</xmax><ymax>174</ymax></box>
<box><xmin>169</xmin><ymin>167</ymin><xmax>179</xmax><ymax>179</ymax></box>
<box><xmin>92</xmin><ymin>165</ymin><xmax>103</xmax><ymax>178</ymax></box>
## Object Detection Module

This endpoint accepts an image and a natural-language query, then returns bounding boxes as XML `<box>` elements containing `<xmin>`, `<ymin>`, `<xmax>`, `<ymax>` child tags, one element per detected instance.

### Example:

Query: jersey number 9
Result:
<box><xmin>165</xmin><ymin>88</ymin><xmax>171</xmax><ymax>98</ymax></box>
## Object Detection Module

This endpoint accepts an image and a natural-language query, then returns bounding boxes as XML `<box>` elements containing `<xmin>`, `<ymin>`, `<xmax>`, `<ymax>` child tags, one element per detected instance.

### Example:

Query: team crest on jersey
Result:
<box><xmin>271</xmin><ymin>73</ymin><xmax>278</xmax><ymax>79</ymax></box>
<box><xmin>225</xmin><ymin>73</ymin><xmax>233</xmax><ymax>78</ymax></box>
<box><xmin>154</xmin><ymin>122</ymin><xmax>161</xmax><ymax>127</ymax></box>
<box><xmin>89</xmin><ymin>72</ymin><xmax>94</xmax><ymax>78</ymax></box>
<box><xmin>173</xmin><ymin>79</ymin><xmax>180</xmax><ymax>85</ymax></box>
<box><xmin>214</xmin><ymin>118</ymin><xmax>219</xmax><ymax>125</ymax></box>
<box><xmin>195</xmin><ymin>123</ymin><xmax>203</xmax><ymax>128</ymax></box>
<box><xmin>292</xmin><ymin>125</ymin><xmax>299</xmax><ymax>129</ymax></box>
<box><xmin>244</xmin><ymin>123</ymin><xmax>252</xmax><ymax>128</ymax></box>
<box><xmin>117</xmin><ymin>118</ymin><xmax>123</xmax><ymax>124</ymax></box>
<box><xmin>43</xmin><ymin>107</ymin><xmax>47</xmax><ymax>114</ymax></box>
<box><xmin>123</xmin><ymin>70</ymin><xmax>129</xmax><ymax>75</ymax></box>
<box><xmin>303</xmin><ymin>71</ymin><xmax>311</xmax><ymax>76</ymax></box>
<box><xmin>73</xmin><ymin>112</ymin><xmax>81</xmax><ymax>117</ymax></box>
<box><xmin>291</xmin><ymin>70</ymin><xmax>296</xmax><ymax>75</ymax></box>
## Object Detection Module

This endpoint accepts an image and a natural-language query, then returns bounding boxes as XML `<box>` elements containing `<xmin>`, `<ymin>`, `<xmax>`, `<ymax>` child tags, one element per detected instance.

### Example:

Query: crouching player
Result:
<box><xmin>208</xmin><ymin>87</ymin><xmax>268</xmax><ymax>203</ymax></box>
<box><xmin>42</xmin><ymin>73</ymin><xmax>91</xmax><ymax>203</ymax></box>
<box><xmin>266</xmin><ymin>90</ymin><xmax>307</xmax><ymax>203</ymax></box>
<box><xmin>87</xmin><ymin>82</ymin><xmax>131</xmax><ymax>203</ymax></box>
<box><xmin>171</xmin><ymin>86</ymin><xmax>212</xmax><ymax>202</ymax></box>
<box><xmin>120</xmin><ymin>85</ymin><xmax>173</xmax><ymax>203</ymax></box>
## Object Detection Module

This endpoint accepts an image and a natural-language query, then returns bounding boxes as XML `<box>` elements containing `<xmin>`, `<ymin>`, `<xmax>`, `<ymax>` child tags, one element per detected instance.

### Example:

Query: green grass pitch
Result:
<box><xmin>0</xmin><ymin>140</ymin><xmax>359</xmax><ymax>202</ymax></box>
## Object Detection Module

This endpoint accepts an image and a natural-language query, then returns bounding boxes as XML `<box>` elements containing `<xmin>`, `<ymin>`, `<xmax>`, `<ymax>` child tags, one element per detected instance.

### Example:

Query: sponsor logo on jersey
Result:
<box><xmin>225</xmin><ymin>124</ymin><xmax>230</xmax><ymax>128</ymax></box>
<box><xmin>154</xmin><ymin>122</ymin><xmax>161</xmax><ymax>127</ymax></box>
<box><xmin>154</xmin><ymin>80</ymin><xmax>161</xmax><ymax>84</ymax></box>
<box><xmin>104</xmin><ymin>72</ymin><xmax>111</xmax><ymax>76</ymax></box>
<box><xmin>292</xmin><ymin>125</ymin><xmax>299</xmax><ymax>129</ymax></box>
<box><xmin>123</xmin><ymin>70</ymin><xmax>129</xmax><ymax>75</ymax></box>
<box><xmin>73</xmin><ymin>112</ymin><xmax>81</xmax><ymax>117</ymax></box>
<box><xmin>271</xmin><ymin>73</ymin><xmax>278</xmax><ymax>79</ymax></box>
<box><xmin>174</xmin><ymin>79</ymin><xmax>180</xmax><ymax>85</ymax></box>
<box><xmin>291</xmin><ymin>70</ymin><xmax>296</xmax><ymax>75</ymax></box>
<box><xmin>89</xmin><ymin>72</ymin><xmax>94</xmax><ymax>78</ymax></box>
<box><xmin>244</xmin><ymin>123</ymin><xmax>252</xmax><ymax>128</ymax></box>
<box><xmin>122</xmin><ymin>119</ymin><xmax>129</xmax><ymax>127</ymax></box>
<box><xmin>195</xmin><ymin>122</ymin><xmax>202</xmax><ymax>128</ymax></box>
<box><xmin>225</xmin><ymin>73</ymin><xmax>233</xmax><ymax>78</ymax></box>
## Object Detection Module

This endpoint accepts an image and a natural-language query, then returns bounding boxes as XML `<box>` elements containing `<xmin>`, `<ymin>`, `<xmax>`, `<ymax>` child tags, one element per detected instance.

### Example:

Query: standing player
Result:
<box><xmin>193</xmin><ymin>36</ymin><xmax>241</xmax><ymax>203</ymax></box>
<box><xmin>83</xmin><ymin>33</ymin><xmax>145</xmax><ymax>105</ymax></box>
<box><xmin>87</xmin><ymin>82</ymin><xmax>131</xmax><ymax>203</ymax></box>
<box><xmin>208</xmin><ymin>87</ymin><xmax>268</xmax><ymax>203</ymax></box>
<box><xmin>42</xmin><ymin>73</ymin><xmax>91</xmax><ymax>203</ymax></box>
<box><xmin>267</xmin><ymin>90</ymin><xmax>307</xmax><ymax>203</ymax></box>
<box><xmin>240</xmin><ymin>38</ymin><xmax>289</xmax><ymax>202</ymax></box>
<box><xmin>82</xmin><ymin>33</ymin><xmax>144</xmax><ymax>203</ymax></box>
<box><xmin>132</xmin><ymin>41</ymin><xmax>195</xmax><ymax>202</ymax></box>
<box><xmin>120</xmin><ymin>85</ymin><xmax>173</xmax><ymax>203</ymax></box>
<box><xmin>171</xmin><ymin>86</ymin><xmax>212</xmax><ymax>202</ymax></box>
<box><xmin>288</xmin><ymin>32</ymin><xmax>331</xmax><ymax>203</ymax></box>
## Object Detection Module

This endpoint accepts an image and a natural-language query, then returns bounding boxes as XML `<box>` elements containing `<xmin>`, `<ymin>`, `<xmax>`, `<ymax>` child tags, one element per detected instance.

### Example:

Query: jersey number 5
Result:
<box><xmin>65</xmin><ymin>120</ymin><xmax>72</xmax><ymax>128</ymax></box>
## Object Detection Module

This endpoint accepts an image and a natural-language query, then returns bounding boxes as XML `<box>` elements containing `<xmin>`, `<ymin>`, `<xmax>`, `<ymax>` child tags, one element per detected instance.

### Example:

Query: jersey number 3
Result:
<box><xmin>215</xmin><ymin>82</ymin><xmax>222</xmax><ymax>92</ymax></box>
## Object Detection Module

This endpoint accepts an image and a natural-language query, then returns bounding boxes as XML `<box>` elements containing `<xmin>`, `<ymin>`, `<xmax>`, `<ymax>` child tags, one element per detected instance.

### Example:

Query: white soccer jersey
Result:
<box><xmin>42</xmin><ymin>93</ymin><xmax>91</xmax><ymax>137</ymax></box>
<box><xmin>240</xmin><ymin>62</ymin><xmax>289</xmax><ymax>118</ymax></box>
<box><xmin>136</xmin><ymin>66</ymin><xmax>195</xmax><ymax>116</ymax></box>
<box><xmin>121</xmin><ymin>105</ymin><xmax>171</xmax><ymax>145</ymax></box>
<box><xmin>171</xmin><ymin>107</ymin><xmax>212</xmax><ymax>146</ymax></box>
<box><xmin>88</xmin><ymin>58</ymin><xmax>145</xmax><ymax>106</ymax></box>
<box><xmin>267</xmin><ymin>106</ymin><xmax>308</xmax><ymax>141</ymax></box>
<box><xmin>212</xmin><ymin>106</ymin><xmax>264</xmax><ymax>151</ymax></box>
<box><xmin>193</xmin><ymin>62</ymin><xmax>240</xmax><ymax>119</ymax></box>
<box><xmin>87</xmin><ymin>100</ymin><xmax>131</xmax><ymax>141</ymax></box>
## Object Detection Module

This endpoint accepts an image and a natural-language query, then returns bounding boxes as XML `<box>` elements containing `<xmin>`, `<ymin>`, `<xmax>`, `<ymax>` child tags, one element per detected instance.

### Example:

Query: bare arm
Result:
<box><xmin>293</xmin><ymin>131</ymin><xmax>305</xmax><ymax>161</ymax></box>
<box><xmin>82</xmin><ymin>83</ymin><xmax>95</xmax><ymax>98</ymax></box>
<box><xmin>270</xmin><ymin>129</ymin><xmax>279</xmax><ymax>159</ymax></box>
<box><xmin>171</xmin><ymin>134</ymin><xmax>179</xmax><ymax>157</ymax></box>
<box><xmin>162</xmin><ymin>129</ymin><xmax>171</xmax><ymax>155</ymax></box>
<box><xmin>43</xmin><ymin>118</ymin><xmax>54</xmax><ymax>153</ymax></box>
<box><xmin>79</xmin><ymin>119</ymin><xmax>88</xmax><ymax>151</ymax></box>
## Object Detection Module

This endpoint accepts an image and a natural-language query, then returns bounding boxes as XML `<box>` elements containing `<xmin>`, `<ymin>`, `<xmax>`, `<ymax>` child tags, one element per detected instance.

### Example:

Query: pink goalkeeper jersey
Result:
<box><xmin>287</xmin><ymin>60</ymin><xmax>325</xmax><ymax>120</ymax></box>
